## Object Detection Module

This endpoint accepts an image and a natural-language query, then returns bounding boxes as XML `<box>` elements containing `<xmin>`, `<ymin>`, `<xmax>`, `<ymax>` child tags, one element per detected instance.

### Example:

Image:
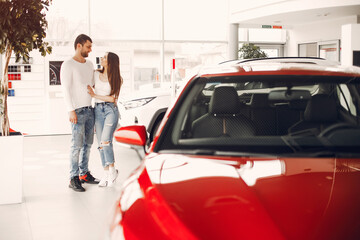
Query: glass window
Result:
<box><xmin>298</xmin><ymin>43</ymin><xmax>317</xmax><ymax>57</ymax></box>
<box><xmin>318</xmin><ymin>40</ymin><xmax>340</xmax><ymax>62</ymax></box>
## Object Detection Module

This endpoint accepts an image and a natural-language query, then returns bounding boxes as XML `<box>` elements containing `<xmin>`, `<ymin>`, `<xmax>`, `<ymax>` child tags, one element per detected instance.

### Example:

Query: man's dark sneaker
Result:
<box><xmin>80</xmin><ymin>171</ymin><xmax>100</xmax><ymax>184</ymax></box>
<box><xmin>69</xmin><ymin>176</ymin><xmax>85</xmax><ymax>192</ymax></box>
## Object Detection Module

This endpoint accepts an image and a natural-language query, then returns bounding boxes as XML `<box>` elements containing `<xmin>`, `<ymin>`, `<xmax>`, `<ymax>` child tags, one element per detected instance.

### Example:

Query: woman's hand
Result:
<box><xmin>87</xmin><ymin>85</ymin><xmax>95</xmax><ymax>97</ymax></box>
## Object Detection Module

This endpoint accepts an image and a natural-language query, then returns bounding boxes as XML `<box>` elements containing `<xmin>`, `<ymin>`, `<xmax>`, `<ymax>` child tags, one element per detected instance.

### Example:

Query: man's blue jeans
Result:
<box><xmin>70</xmin><ymin>107</ymin><xmax>95</xmax><ymax>178</ymax></box>
<box><xmin>94</xmin><ymin>102</ymin><xmax>119</xmax><ymax>168</ymax></box>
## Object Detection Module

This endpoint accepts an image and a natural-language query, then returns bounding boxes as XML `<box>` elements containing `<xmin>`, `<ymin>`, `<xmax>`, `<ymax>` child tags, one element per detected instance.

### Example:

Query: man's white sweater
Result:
<box><xmin>60</xmin><ymin>58</ymin><xmax>94</xmax><ymax>112</ymax></box>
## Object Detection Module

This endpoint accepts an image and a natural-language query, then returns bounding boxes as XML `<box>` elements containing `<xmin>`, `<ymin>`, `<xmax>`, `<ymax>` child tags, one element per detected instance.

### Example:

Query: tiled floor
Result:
<box><xmin>0</xmin><ymin>135</ymin><xmax>141</xmax><ymax>240</ymax></box>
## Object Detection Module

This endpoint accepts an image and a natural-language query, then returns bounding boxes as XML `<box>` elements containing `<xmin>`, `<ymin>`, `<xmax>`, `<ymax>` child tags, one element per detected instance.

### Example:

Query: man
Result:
<box><xmin>61</xmin><ymin>34</ymin><xmax>99</xmax><ymax>192</ymax></box>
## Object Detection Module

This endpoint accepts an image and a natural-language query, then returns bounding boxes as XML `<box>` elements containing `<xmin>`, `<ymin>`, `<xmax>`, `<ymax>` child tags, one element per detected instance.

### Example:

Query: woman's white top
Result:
<box><xmin>94</xmin><ymin>71</ymin><xmax>111</xmax><ymax>103</ymax></box>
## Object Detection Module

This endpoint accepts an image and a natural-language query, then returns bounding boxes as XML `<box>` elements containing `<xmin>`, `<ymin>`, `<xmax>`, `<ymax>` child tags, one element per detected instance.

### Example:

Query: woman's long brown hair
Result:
<box><xmin>99</xmin><ymin>52</ymin><xmax>123</xmax><ymax>99</ymax></box>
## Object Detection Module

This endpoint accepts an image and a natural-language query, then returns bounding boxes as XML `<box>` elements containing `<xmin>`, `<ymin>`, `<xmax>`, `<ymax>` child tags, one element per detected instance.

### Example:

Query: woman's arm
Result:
<box><xmin>87</xmin><ymin>85</ymin><xmax>116</xmax><ymax>102</ymax></box>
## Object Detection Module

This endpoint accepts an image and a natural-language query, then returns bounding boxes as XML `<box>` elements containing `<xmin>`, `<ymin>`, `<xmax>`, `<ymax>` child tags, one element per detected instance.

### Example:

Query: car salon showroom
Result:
<box><xmin>2</xmin><ymin>0</ymin><xmax>360</xmax><ymax>239</ymax></box>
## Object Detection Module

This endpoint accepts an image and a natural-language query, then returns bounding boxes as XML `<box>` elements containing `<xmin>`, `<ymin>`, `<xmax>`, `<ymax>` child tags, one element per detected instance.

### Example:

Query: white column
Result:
<box><xmin>228</xmin><ymin>23</ymin><xmax>239</xmax><ymax>60</ymax></box>
<box><xmin>160</xmin><ymin>0</ymin><xmax>165</xmax><ymax>84</ymax></box>
<box><xmin>341</xmin><ymin>24</ymin><xmax>360</xmax><ymax>66</ymax></box>
<box><xmin>88</xmin><ymin>0</ymin><xmax>91</xmax><ymax>36</ymax></box>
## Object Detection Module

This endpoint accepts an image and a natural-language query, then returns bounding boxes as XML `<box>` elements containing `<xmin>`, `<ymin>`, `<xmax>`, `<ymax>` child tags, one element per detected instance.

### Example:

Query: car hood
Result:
<box><xmin>146</xmin><ymin>154</ymin><xmax>360</xmax><ymax>240</ymax></box>
<box><xmin>120</xmin><ymin>89</ymin><xmax>171</xmax><ymax>102</ymax></box>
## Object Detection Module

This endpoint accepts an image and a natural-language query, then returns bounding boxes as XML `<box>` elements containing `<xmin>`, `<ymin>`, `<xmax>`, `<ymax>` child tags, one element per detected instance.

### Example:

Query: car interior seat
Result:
<box><xmin>192</xmin><ymin>86</ymin><xmax>256</xmax><ymax>138</ymax></box>
<box><xmin>248</xmin><ymin>93</ymin><xmax>277</xmax><ymax>135</ymax></box>
<box><xmin>288</xmin><ymin>94</ymin><xmax>339</xmax><ymax>136</ymax></box>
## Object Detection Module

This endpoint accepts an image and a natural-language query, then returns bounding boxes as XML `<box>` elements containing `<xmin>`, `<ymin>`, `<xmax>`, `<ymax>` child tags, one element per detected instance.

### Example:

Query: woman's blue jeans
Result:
<box><xmin>94</xmin><ymin>102</ymin><xmax>119</xmax><ymax>168</ymax></box>
<box><xmin>70</xmin><ymin>107</ymin><xmax>95</xmax><ymax>178</ymax></box>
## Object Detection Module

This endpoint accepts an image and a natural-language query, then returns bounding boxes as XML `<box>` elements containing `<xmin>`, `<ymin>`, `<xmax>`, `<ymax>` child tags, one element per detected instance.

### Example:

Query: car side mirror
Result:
<box><xmin>114</xmin><ymin>125</ymin><xmax>147</xmax><ymax>159</ymax></box>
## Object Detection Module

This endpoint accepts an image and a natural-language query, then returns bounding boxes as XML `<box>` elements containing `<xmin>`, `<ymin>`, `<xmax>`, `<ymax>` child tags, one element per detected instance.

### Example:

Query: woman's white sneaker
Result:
<box><xmin>108</xmin><ymin>168</ymin><xmax>118</xmax><ymax>187</ymax></box>
<box><xmin>98</xmin><ymin>170</ymin><xmax>109</xmax><ymax>187</ymax></box>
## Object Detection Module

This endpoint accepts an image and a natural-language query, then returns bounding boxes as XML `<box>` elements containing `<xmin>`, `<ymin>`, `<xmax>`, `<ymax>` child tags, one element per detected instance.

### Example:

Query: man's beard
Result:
<box><xmin>81</xmin><ymin>51</ymin><xmax>88</xmax><ymax>58</ymax></box>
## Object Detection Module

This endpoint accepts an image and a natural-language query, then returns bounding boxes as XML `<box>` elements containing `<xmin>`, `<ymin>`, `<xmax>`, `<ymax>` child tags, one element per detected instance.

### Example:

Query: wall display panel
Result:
<box><xmin>10</xmin><ymin>112</ymin><xmax>42</xmax><ymax>121</ymax></box>
<box><xmin>8</xmin><ymin>73</ymin><xmax>21</xmax><ymax>80</ymax></box>
<box><xmin>20</xmin><ymin>73</ymin><xmax>44</xmax><ymax>81</ymax></box>
<box><xmin>8</xmin><ymin>89</ymin><xmax>15</xmax><ymax>96</ymax></box>
<box><xmin>11</xmin><ymin>81</ymin><xmax>44</xmax><ymax>89</ymax></box>
<box><xmin>9</xmin><ymin>105</ymin><xmax>43</xmax><ymax>113</ymax></box>
<box><xmin>8</xmin><ymin>65</ymin><xmax>21</xmax><ymax>72</ymax></box>
<box><xmin>6</xmin><ymin>53</ymin><xmax>46</xmax><ymax>135</ymax></box>
<box><xmin>8</xmin><ymin>97</ymin><xmax>43</xmax><ymax>105</ymax></box>
<box><xmin>13</xmin><ymin>89</ymin><xmax>44</xmax><ymax>97</ymax></box>
<box><xmin>49</xmin><ymin>61</ymin><xmax>63</xmax><ymax>85</ymax></box>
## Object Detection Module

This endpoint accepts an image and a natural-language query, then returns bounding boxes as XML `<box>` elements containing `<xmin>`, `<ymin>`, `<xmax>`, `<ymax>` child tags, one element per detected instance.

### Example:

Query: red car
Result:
<box><xmin>109</xmin><ymin>57</ymin><xmax>360</xmax><ymax>240</ymax></box>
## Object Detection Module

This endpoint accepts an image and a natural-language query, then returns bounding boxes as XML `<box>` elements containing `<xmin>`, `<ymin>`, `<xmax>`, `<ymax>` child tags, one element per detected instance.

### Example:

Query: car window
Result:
<box><xmin>156</xmin><ymin>75</ymin><xmax>360</xmax><ymax>156</ymax></box>
<box><xmin>338</xmin><ymin>84</ymin><xmax>357</xmax><ymax>116</ymax></box>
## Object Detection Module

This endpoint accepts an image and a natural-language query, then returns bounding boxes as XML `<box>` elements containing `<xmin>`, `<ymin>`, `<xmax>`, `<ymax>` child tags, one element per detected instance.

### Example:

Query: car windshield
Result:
<box><xmin>155</xmin><ymin>74</ymin><xmax>360</xmax><ymax>156</ymax></box>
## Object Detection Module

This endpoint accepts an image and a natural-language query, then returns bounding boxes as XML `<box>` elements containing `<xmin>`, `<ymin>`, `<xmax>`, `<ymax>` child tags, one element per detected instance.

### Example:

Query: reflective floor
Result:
<box><xmin>0</xmin><ymin>135</ymin><xmax>140</xmax><ymax>240</ymax></box>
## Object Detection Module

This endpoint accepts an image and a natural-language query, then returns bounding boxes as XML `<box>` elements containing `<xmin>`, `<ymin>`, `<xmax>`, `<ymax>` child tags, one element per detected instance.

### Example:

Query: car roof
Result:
<box><xmin>196</xmin><ymin>57</ymin><xmax>360</xmax><ymax>78</ymax></box>
<box><xmin>220</xmin><ymin>57</ymin><xmax>340</xmax><ymax>66</ymax></box>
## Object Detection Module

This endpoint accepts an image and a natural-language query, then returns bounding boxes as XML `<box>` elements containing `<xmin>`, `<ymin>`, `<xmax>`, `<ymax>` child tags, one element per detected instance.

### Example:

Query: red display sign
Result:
<box><xmin>272</xmin><ymin>25</ymin><xmax>283</xmax><ymax>29</ymax></box>
<box><xmin>8</xmin><ymin>73</ymin><xmax>21</xmax><ymax>80</ymax></box>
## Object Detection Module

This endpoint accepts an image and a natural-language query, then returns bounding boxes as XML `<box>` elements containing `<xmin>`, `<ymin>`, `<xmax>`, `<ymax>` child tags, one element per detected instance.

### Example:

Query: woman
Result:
<box><xmin>87</xmin><ymin>52</ymin><xmax>122</xmax><ymax>187</ymax></box>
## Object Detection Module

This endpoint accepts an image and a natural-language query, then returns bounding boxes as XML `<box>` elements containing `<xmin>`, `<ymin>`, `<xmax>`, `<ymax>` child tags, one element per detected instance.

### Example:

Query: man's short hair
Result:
<box><xmin>74</xmin><ymin>34</ymin><xmax>92</xmax><ymax>50</ymax></box>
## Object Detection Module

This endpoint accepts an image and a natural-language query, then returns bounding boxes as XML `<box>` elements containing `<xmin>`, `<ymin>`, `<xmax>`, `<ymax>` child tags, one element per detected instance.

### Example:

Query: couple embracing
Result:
<box><xmin>61</xmin><ymin>34</ymin><xmax>123</xmax><ymax>192</ymax></box>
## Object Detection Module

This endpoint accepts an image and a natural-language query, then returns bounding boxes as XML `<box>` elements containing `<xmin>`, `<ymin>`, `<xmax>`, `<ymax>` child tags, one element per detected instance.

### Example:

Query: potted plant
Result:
<box><xmin>0</xmin><ymin>0</ymin><xmax>52</xmax><ymax>204</ymax></box>
<box><xmin>238</xmin><ymin>43</ymin><xmax>268</xmax><ymax>59</ymax></box>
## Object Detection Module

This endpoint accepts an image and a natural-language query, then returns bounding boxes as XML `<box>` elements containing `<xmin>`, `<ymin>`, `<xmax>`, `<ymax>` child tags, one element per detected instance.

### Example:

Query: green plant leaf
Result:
<box><xmin>238</xmin><ymin>43</ymin><xmax>268</xmax><ymax>59</ymax></box>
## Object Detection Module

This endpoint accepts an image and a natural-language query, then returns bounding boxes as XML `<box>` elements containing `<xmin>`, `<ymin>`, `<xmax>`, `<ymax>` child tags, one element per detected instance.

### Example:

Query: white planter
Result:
<box><xmin>0</xmin><ymin>134</ymin><xmax>23</xmax><ymax>204</ymax></box>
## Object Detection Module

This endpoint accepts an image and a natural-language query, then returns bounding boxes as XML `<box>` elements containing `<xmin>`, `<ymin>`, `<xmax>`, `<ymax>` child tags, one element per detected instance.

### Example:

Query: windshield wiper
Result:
<box><xmin>213</xmin><ymin>150</ymin><xmax>276</xmax><ymax>157</ymax></box>
<box><xmin>158</xmin><ymin>149</ymin><xmax>216</xmax><ymax>155</ymax></box>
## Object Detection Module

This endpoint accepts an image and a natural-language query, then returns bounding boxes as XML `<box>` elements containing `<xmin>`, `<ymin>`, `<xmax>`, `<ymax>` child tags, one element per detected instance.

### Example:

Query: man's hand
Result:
<box><xmin>87</xmin><ymin>85</ymin><xmax>95</xmax><ymax>97</ymax></box>
<box><xmin>69</xmin><ymin>111</ymin><xmax>77</xmax><ymax>124</ymax></box>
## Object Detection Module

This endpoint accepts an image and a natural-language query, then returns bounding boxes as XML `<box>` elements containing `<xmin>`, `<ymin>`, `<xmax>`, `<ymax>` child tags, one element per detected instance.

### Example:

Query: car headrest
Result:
<box><xmin>209</xmin><ymin>86</ymin><xmax>240</xmax><ymax>115</ymax></box>
<box><xmin>304</xmin><ymin>94</ymin><xmax>338</xmax><ymax>122</ymax></box>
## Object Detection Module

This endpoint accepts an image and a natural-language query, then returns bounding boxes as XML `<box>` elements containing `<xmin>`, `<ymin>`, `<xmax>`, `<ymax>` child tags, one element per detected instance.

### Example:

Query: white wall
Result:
<box><xmin>285</xmin><ymin>15</ymin><xmax>358</xmax><ymax>57</ymax></box>
<box><xmin>229</xmin><ymin>0</ymin><xmax>360</xmax><ymax>24</ymax></box>
<box><xmin>341</xmin><ymin>24</ymin><xmax>360</xmax><ymax>66</ymax></box>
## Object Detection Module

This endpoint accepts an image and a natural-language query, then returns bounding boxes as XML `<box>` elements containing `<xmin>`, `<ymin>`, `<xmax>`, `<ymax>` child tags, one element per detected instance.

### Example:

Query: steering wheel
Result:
<box><xmin>319</xmin><ymin>122</ymin><xmax>359</xmax><ymax>138</ymax></box>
